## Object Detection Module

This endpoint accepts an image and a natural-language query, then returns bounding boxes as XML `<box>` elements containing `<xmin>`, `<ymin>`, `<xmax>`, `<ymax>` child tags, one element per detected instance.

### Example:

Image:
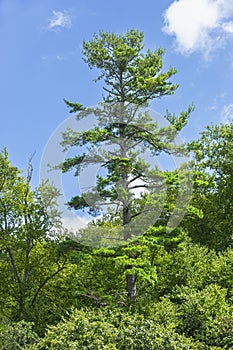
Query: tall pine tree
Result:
<box><xmin>59</xmin><ymin>29</ymin><xmax>192</xmax><ymax>298</ymax></box>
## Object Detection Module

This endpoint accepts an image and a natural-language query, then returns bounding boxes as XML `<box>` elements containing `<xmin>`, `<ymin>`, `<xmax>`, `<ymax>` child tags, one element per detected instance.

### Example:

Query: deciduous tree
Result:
<box><xmin>0</xmin><ymin>150</ymin><xmax>66</xmax><ymax>324</ymax></box>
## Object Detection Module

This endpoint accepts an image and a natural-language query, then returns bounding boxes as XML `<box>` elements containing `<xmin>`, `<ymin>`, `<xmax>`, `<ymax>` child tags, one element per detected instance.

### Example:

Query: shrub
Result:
<box><xmin>0</xmin><ymin>320</ymin><xmax>38</xmax><ymax>350</ymax></box>
<box><xmin>29</xmin><ymin>308</ymin><xmax>204</xmax><ymax>349</ymax></box>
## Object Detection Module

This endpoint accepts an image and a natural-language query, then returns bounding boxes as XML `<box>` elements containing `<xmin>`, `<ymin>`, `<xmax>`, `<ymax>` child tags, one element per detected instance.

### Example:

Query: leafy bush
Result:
<box><xmin>28</xmin><ymin>308</ymin><xmax>204</xmax><ymax>350</ymax></box>
<box><xmin>0</xmin><ymin>320</ymin><xmax>38</xmax><ymax>350</ymax></box>
<box><xmin>176</xmin><ymin>284</ymin><xmax>231</xmax><ymax>346</ymax></box>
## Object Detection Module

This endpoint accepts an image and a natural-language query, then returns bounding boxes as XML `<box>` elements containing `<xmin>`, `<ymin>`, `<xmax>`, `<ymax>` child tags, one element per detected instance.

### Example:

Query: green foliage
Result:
<box><xmin>159</xmin><ymin>243</ymin><xmax>216</xmax><ymax>291</ymax></box>
<box><xmin>176</xmin><ymin>284</ymin><xmax>231</xmax><ymax>346</ymax></box>
<box><xmin>29</xmin><ymin>308</ymin><xmax>203</xmax><ymax>350</ymax></box>
<box><xmin>0</xmin><ymin>320</ymin><xmax>38</xmax><ymax>350</ymax></box>
<box><xmin>165</xmin><ymin>104</ymin><xmax>195</xmax><ymax>131</ymax></box>
<box><xmin>82</xmin><ymin>29</ymin><xmax>178</xmax><ymax>104</ymax></box>
<box><xmin>56</xmin><ymin>29</ymin><xmax>194</xmax><ymax>311</ymax></box>
<box><xmin>4</xmin><ymin>28</ymin><xmax>233</xmax><ymax>349</ymax></box>
<box><xmin>187</xmin><ymin>123</ymin><xmax>233</xmax><ymax>250</ymax></box>
<box><xmin>59</xmin><ymin>28</ymin><xmax>192</xmax><ymax>240</ymax></box>
<box><xmin>0</xmin><ymin>150</ymin><xmax>68</xmax><ymax>333</ymax></box>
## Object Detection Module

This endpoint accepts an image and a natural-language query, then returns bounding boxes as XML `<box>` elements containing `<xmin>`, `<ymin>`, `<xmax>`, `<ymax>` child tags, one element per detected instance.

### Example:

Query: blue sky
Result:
<box><xmin>1</xmin><ymin>0</ymin><xmax>233</xmax><ymax>230</ymax></box>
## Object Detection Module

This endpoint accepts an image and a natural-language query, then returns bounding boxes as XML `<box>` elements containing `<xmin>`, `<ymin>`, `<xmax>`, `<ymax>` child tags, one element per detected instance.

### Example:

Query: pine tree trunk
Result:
<box><xmin>119</xmin><ymin>114</ymin><xmax>137</xmax><ymax>299</ymax></box>
<box><xmin>126</xmin><ymin>265</ymin><xmax>137</xmax><ymax>299</ymax></box>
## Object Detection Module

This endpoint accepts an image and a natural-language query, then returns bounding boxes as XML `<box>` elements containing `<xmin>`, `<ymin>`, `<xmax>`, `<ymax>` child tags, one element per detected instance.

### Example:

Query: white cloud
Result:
<box><xmin>163</xmin><ymin>0</ymin><xmax>233</xmax><ymax>57</ymax></box>
<box><xmin>218</xmin><ymin>0</ymin><xmax>233</xmax><ymax>17</ymax></box>
<box><xmin>62</xmin><ymin>215</ymin><xmax>90</xmax><ymax>232</ymax></box>
<box><xmin>221</xmin><ymin>103</ymin><xmax>233</xmax><ymax>123</ymax></box>
<box><xmin>48</xmin><ymin>10</ymin><xmax>72</xmax><ymax>31</ymax></box>
<box><xmin>222</xmin><ymin>21</ymin><xmax>233</xmax><ymax>33</ymax></box>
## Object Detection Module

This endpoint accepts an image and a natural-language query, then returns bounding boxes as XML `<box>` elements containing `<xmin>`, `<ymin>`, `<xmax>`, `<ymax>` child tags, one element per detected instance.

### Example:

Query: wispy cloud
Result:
<box><xmin>221</xmin><ymin>103</ymin><xmax>233</xmax><ymax>124</ymax></box>
<box><xmin>47</xmin><ymin>10</ymin><xmax>72</xmax><ymax>31</ymax></box>
<box><xmin>56</xmin><ymin>54</ymin><xmax>65</xmax><ymax>61</ymax></box>
<box><xmin>208</xmin><ymin>93</ymin><xmax>226</xmax><ymax>111</ymax></box>
<box><xmin>163</xmin><ymin>0</ymin><xmax>233</xmax><ymax>58</ymax></box>
<box><xmin>40</xmin><ymin>53</ymin><xmax>66</xmax><ymax>62</ymax></box>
